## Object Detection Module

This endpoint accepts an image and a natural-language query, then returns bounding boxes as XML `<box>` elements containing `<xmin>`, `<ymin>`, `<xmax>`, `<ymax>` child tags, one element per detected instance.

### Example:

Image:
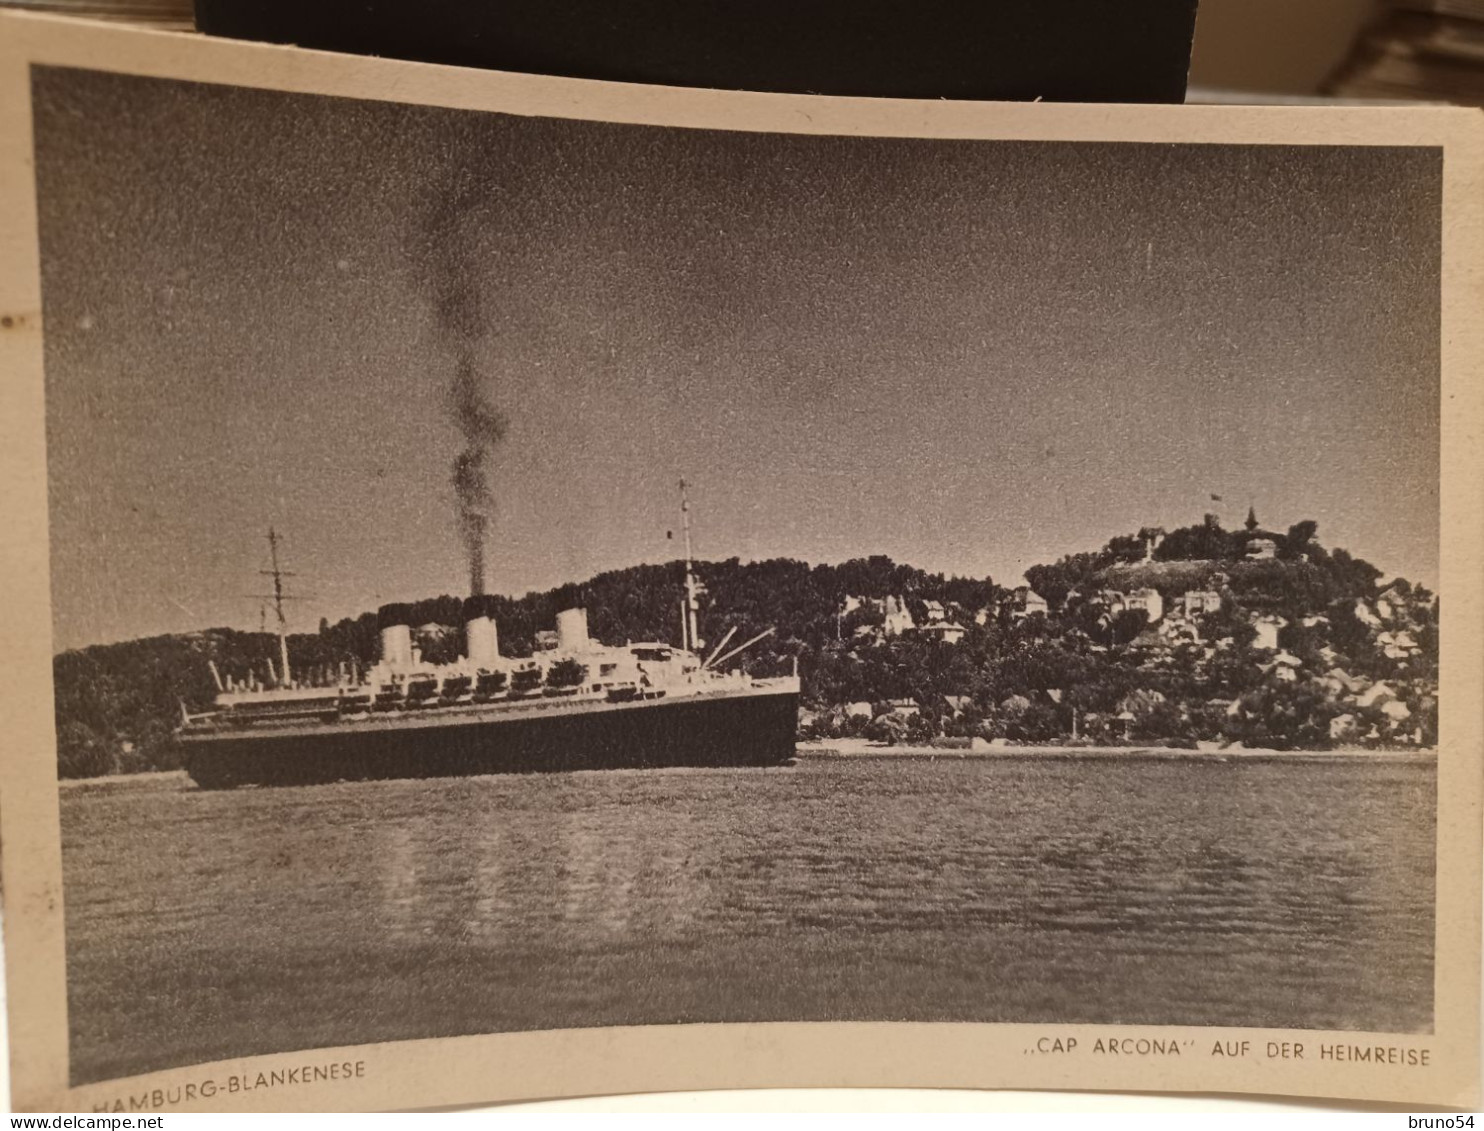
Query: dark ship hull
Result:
<box><xmin>182</xmin><ymin>684</ymin><xmax>799</xmax><ymax>789</ymax></box>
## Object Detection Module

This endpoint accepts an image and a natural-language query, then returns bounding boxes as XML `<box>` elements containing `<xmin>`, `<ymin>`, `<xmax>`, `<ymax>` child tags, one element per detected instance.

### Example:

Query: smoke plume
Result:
<box><xmin>419</xmin><ymin>178</ymin><xmax>507</xmax><ymax>597</ymax></box>
<box><xmin>450</xmin><ymin>357</ymin><xmax>505</xmax><ymax>596</ymax></box>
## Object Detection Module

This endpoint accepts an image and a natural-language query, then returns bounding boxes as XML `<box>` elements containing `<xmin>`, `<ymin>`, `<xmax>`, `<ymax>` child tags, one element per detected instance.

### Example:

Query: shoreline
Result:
<box><xmin>797</xmin><ymin>738</ymin><xmax>1437</xmax><ymax>762</ymax></box>
<box><xmin>56</xmin><ymin>742</ymin><xmax>1438</xmax><ymax>788</ymax></box>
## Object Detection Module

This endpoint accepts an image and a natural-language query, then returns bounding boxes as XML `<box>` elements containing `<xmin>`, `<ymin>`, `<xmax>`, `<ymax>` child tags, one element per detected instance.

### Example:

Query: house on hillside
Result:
<box><xmin>1262</xmin><ymin>651</ymin><xmax>1303</xmax><ymax>682</ymax></box>
<box><xmin>1124</xmin><ymin>588</ymin><xmax>1164</xmax><ymax>623</ymax></box>
<box><xmin>1381</xmin><ymin>699</ymin><xmax>1413</xmax><ymax>723</ymax></box>
<box><xmin>1094</xmin><ymin>587</ymin><xmax>1163</xmax><ymax>624</ymax></box>
<box><xmin>1180</xmin><ymin>590</ymin><xmax>1222</xmax><ymax>617</ymax></box>
<box><xmin>1376</xmin><ymin>585</ymin><xmax>1412</xmax><ymax>622</ymax></box>
<box><xmin>914</xmin><ymin>598</ymin><xmax>966</xmax><ymax>642</ymax></box>
<box><xmin>1010</xmin><ymin>586</ymin><xmax>1049</xmax><ymax>619</ymax></box>
<box><xmin>1238</xmin><ymin>506</ymin><xmax>1282</xmax><ymax>560</ymax></box>
<box><xmin>842</xmin><ymin>594</ymin><xmax>921</xmax><ymax>641</ymax></box>
<box><xmin>1157</xmin><ymin>615</ymin><xmax>1202</xmax><ymax>645</ymax></box>
<box><xmin>1252</xmin><ymin>614</ymin><xmax>1286</xmax><ymax>652</ymax></box>
<box><xmin>1377</xmin><ymin>630</ymin><xmax>1420</xmax><ymax>660</ymax></box>
<box><xmin>883</xmin><ymin>595</ymin><xmax>915</xmax><ymax>637</ymax></box>
<box><xmin>1245</xmin><ymin>538</ymin><xmax>1279</xmax><ymax>560</ymax></box>
<box><xmin>1321</xmin><ymin>667</ymin><xmax>1368</xmax><ymax>697</ymax></box>
<box><xmin>917</xmin><ymin>620</ymin><xmax>967</xmax><ymax>644</ymax></box>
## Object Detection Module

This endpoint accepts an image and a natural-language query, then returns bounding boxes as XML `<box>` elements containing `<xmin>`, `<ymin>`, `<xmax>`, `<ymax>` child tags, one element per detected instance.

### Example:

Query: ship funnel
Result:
<box><xmin>463</xmin><ymin>595</ymin><xmax>501</xmax><ymax>668</ymax></box>
<box><xmin>377</xmin><ymin>603</ymin><xmax>414</xmax><ymax>669</ymax></box>
<box><xmin>466</xmin><ymin>617</ymin><xmax>498</xmax><ymax>668</ymax></box>
<box><xmin>556</xmin><ymin>607</ymin><xmax>590</xmax><ymax>653</ymax></box>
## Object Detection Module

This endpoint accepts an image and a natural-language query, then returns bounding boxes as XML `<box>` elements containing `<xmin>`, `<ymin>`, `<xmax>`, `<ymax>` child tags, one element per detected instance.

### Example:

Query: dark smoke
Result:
<box><xmin>450</xmin><ymin>358</ymin><xmax>505</xmax><ymax>596</ymax></box>
<box><xmin>419</xmin><ymin>177</ymin><xmax>507</xmax><ymax>597</ymax></box>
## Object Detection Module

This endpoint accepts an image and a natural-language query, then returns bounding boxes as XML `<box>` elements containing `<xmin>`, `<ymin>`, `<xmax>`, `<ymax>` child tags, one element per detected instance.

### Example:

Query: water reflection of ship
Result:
<box><xmin>375</xmin><ymin>801</ymin><xmax>706</xmax><ymax>945</ymax></box>
<box><xmin>179</xmin><ymin>485</ymin><xmax>800</xmax><ymax>789</ymax></box>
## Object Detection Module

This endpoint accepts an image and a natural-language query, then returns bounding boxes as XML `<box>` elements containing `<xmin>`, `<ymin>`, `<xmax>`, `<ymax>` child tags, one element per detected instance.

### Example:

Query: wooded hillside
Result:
<box><xmin>52</xmin><ymin>516</ymin><xmax>1438</xmax><ymax>776</ymax></box>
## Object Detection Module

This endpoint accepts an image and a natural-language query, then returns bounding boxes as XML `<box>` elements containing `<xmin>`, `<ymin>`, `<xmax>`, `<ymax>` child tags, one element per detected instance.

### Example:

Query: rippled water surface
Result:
<box><xmin>61</xmin><ymin>754</ymin><xmax>1435</xmax><ymax>1084</ymax></box>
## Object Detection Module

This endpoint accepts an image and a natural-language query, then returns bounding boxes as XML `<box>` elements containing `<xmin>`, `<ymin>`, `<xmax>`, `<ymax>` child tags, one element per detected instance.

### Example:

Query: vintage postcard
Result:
<box><xmin>0</xmin><ymin>10</ymin><xmax>1480</xmax><ymax>1113</ymax></box>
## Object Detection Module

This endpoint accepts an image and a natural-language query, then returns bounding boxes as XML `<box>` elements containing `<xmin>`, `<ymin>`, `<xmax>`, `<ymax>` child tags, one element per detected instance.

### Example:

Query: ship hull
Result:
<box><xmin>182</xmin><ymin>685</ymin><xmax>799</xmax><ymax>789</ymax></box>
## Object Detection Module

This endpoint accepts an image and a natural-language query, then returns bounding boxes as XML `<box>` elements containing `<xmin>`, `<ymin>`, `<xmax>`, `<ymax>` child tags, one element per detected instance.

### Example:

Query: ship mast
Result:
<box><xmin>259</xmin><ymin>527</ymin><xmax>294</xmax><ymax>687</ymax></box>
<box><xmin>679</xmin><ymin>479</ymin><xmax>702</xmax><ymax>652</ymax></box>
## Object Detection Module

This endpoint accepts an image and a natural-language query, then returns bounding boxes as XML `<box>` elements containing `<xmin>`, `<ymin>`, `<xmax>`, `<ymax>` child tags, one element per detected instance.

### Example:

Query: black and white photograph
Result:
<box><xmin>1</xmin><ymin>13</ymin><xmax>1481</xmax><ymax>1114</ymax></box>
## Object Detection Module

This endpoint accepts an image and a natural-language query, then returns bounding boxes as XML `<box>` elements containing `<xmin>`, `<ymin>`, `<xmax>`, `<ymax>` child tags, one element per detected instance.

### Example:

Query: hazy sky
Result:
<box><xmin>34</xmin><ymin>68</ymin><xmax>1441</xmax><ymax>652</ymax></box>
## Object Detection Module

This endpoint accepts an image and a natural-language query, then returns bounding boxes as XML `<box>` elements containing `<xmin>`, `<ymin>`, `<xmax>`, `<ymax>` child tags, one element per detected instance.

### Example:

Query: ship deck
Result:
<box><xmin>180</xmin><ymin>676</ymin><xmax>801</xmax><ymax>744</ymax></box>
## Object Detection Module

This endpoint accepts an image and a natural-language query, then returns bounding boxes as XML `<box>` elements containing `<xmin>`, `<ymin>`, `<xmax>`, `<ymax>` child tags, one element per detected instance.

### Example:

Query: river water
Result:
<box><xmin>60</xmin><ymin>753</ymin><xmax>1435</xmax><ymax>1084</ymax></box>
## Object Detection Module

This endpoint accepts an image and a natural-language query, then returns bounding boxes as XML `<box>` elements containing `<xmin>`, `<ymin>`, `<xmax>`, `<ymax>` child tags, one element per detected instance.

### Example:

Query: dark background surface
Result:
<box><xmin>193</xmin><ymin>0</ymin><xmax>1200</xmax><ymax>103</ymax></box>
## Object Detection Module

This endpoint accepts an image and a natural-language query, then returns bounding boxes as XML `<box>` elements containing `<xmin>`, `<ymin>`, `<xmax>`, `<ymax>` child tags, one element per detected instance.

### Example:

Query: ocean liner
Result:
<box><xmin>178</xmin><ymin>492</ymin><xmax>799</xmax><ymax>789</ymax></box>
